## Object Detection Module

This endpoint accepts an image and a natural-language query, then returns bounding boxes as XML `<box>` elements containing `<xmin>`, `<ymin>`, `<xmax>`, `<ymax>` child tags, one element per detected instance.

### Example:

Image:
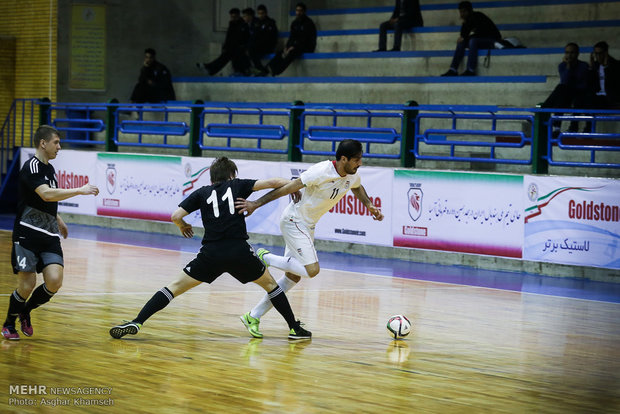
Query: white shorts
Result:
<box><xmin>280</xmin><ymin>218</ymin><xmax>318</xmax><ymax>266</ymax></box>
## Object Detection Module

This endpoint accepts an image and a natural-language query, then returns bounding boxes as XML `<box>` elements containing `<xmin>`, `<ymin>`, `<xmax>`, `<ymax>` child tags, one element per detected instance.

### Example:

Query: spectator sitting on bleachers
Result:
<box><xmin>130</xmin><ymin>48</ymin><xmax>176</xmax><ymax>103</ymax></box>
<box><xmin>198</xmin><ymin>8</ymin><xmax>250</xmax><ymax>76</ymax></box>
<box><xmin>265</xmin><ymin>2</ymin><xmax>316</xmax><ymax>76</ymax></box>
<box><xmin>247</xmin><ymin>5</ymin><xmax>279</xmax><ymax>76</ymax></box>
<box><xmin>541</xmin><ymin>43</ymin><xmax>589</xmax><ymax>135</ymax></box>
<box><xmin>588</xmin><ymin>41</ymin><xmax>620</xmax><ymax>109</ymax></box>
<box><xmin>441</xmin><ymin>1</ymin><xmax>501</xmax><ymax>76</ymax></box>
<box><xmin>374</xmin><ymin>0</ymin><xmax>423</xmax><ymax>52</ymax></box>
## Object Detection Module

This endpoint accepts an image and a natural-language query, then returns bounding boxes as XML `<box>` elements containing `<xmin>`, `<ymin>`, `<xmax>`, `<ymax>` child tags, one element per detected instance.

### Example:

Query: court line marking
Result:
<box><xmin>2</xmin><ymin>231</ymin><xmax>618</xmax><ymax>304</ymax></box>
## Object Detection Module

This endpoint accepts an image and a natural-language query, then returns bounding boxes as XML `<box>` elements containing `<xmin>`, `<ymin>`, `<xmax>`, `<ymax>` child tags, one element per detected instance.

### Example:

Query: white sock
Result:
<box><xmin>264</xmin><ymin>253</ymin><xmax>309</xmax><ymax>278</ymax></box>
<box><xmin>250</xmin><ymin>275</ymin><xmax>298</xmax><ymax>319</ymax></box>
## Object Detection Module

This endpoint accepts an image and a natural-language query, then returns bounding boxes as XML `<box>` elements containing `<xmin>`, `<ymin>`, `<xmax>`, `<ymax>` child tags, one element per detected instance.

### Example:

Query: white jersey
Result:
<box><xmin>281</xmin><ymin>160</ymin><xmax>361</xmax><ymax>226</ymax></box>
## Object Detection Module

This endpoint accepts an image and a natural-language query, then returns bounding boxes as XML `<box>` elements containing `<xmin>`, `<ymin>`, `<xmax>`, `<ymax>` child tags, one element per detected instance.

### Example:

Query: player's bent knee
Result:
<box><xmin>306</xmin><ymin>263</ymin><xmax>320</xmax><ymax>278</ymax></box>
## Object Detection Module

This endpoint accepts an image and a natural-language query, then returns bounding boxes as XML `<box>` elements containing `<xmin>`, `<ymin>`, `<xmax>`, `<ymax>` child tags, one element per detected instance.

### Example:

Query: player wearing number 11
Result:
<box><xmin>109</xmin><ymin>157</ymin><xmax>311</xmax><ymax>340</ymax></box>
<box><xmin>235</xmin><ymin>139</ymin><xmax>384</xmax><ymax>339</ymax></box>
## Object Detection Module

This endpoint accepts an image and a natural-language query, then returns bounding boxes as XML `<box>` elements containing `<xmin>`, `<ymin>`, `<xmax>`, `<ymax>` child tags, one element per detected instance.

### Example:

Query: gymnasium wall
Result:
<box><xmin>54</xmin><ymin>0</ymin><xmax>291</xmax><ymax>104</ymax></box>
<box><xmin>0</xmin><ymin>0</ymin><xmax>57</xmax><ymax>144</ymax></box>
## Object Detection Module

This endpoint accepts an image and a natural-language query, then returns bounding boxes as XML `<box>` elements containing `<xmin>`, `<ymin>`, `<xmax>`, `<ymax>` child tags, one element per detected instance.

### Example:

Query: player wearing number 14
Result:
<box><xmin>2</xmin><ymin>125</ymin><xmax>99</xmax><ymax>340</ymax></box>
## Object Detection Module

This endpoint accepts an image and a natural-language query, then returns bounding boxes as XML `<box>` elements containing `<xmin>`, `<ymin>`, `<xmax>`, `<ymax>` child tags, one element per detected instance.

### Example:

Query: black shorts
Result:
<box><xmin>11</xmin><ymin>236</ymin><xmax>64</xmax><ymax>275</ymax></box>
<box><xmin>183</xmin><ymin>239</ymin><xmax>265</xmax><ymax>284</ymax></box>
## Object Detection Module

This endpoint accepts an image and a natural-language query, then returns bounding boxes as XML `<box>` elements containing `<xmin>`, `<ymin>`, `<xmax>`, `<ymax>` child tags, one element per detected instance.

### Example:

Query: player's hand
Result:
<box><xmin>369</xmin><ymin>205</ymin><xmax>384</xmax><ymax>221</ymax></box>
<box><xmin>79</xmin><ymin>184</ymin><xmax>99</xmax><ymax>196</ymax></box>
<box><xmin>235</xmin><ymin>198</ymin><xmax>258</xmax><ymax>216</ymax></box>
<box><xmin>58</xmin><ymin>220</ymin><xmax>68</xmax><ymax>239</ymax></box>
<box><xmin>291</xmin><ymin>190</ymin><xmax>302</xmax><ymax>203</ymax></box>
<box><xmin>178</xmin><ymin>222</ymin><xmax>194</xmax><ymax>238</ymax></box>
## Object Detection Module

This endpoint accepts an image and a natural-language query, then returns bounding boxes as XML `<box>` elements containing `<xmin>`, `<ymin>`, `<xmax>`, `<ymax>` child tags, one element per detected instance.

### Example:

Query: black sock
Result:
<box><xmin>133</xmin><ymin>287</ymin><xmax>174</xmax><ymax>325</ymax></box>
<box><xmin>24</xmin><ymin>284</ymin><xmax>55</xmax><ymax>314</ymax></box>
<box><xmin>4</xmin><ymin>290</ymin><xmax>26</xmax><ymax>327</ymax></box>
<box><xmin>268</xmin><ymin>286</ymin><xmax>297</xmax><ymax>329</ymax></box>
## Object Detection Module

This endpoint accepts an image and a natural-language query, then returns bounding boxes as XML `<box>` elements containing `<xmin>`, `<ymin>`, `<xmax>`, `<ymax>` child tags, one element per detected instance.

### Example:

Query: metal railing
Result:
<box><xmin>413</xmin><ymin>105</ymin><xmax>535</xmax><ymax>165</ymax></box>
<box><xmin>299</xmin><ymin>103</ymin><xmax>406</xmax><ymax>159</ymax></box>
<box><xmin>2</xmin><ymin>99</ymin><xmax>619</xmax><ymax>176</ymax></box>
<box><xmin>546</xmin><ymin>111</ymin><xmax>620</xmax><ymax>168</ymax></box>
<box><xmin>198</xmin><ymin>102</ymin><xmax>291</xmax><ymax>155</ymax></box>
<box><xmin>0</xmin><ymin>99</ymin><xmax>40</xmax><ymax>201</ymax></box>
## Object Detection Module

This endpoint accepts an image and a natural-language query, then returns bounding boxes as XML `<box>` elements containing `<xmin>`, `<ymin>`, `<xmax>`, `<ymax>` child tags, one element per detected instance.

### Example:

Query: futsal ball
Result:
<box><xmin>386</xmin><ymin>315</ymin><xmax>411</xmax><ymax>339</ymax></box>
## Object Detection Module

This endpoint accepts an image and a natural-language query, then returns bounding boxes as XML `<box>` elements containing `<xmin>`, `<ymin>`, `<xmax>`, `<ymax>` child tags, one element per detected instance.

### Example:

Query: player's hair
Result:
<box><xmin>295</xmin><ymin>2</ymin><xmax>307</xmax><ymax>12</ymax></box>
<box><xmin>229</xmin><ymin>8</ymin><xmax>240</xmax><ymax>15</ymax></box>
<box><xmin>34</xmin><ymin>125</ymin><xmax>60</xmax><ymax>147</ymax></box>
<box><xmin>242</xmin><ymin>7</ymin><xmax>254</xmax><ymax>17</ymax></box>
<box><xmin>594</xmin><ymin>41</ymin><xmax>609</xmax><ymax>52</ymax></box>
<box><xmin>458</xmin><ymin>1</ymin><xmax>473</xmax><ymax>11</ymax></box>
<box><xmin>565</xmin><ymin>42</ymin><xmax>579</xmax><ymax>53</ymax></box>
<box><xmin>257</xmin><ymin>4</ymin><xmax>267</xmax><ymax>13</ymax></box>
<box><xmin>144</xmin><ymin>48</ymin><xmax>156</xmax><ymax>56</ymax></box>
<box><xmin>210</xmin><ymin>157</ymin><xmax>238</xmax><ymax>184</ymax></box>
<box><xmin>336</xmin><ymin>139</ymin><xmax>363</xmax><ymax>160</ymax></box>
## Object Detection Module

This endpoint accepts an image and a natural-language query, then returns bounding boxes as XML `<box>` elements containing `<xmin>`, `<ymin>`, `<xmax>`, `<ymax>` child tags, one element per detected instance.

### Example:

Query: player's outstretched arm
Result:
<box><xmin>251</xmin><ymin>177</ymin><xmax>291</xmax><ymax>191</ymax></box>
<box><xmin>236</xmin><ymin>178</ymin><xmax>304</xmax><ymax>216</ymax></box>
<box><xmin>171</xmin><ymin>207</ymin><xmax>194</xmax><ymax>238</ymax></box>
<box><xmin>351</xmin><ymin>185</ymin><xmax>384</xmax><ymax>221</ymax></box>
<box><xmin>35</xmin><ymin>183</ymin><xmax>99</xmax><ymax>202</ymax></box>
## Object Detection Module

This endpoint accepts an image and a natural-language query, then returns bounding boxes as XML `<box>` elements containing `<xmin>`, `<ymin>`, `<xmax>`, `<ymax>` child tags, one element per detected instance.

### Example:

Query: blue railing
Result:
<box><xmin>299</xmin><ymin>103</ymin><xmax>404</xmax><ymax>159</ymax></box>
<box><xmin>413</xmin><ymin>105</ymin><xmax>535</xmax><ymax>165</ymax></box>
<box><xmin>2</xmin><ymin>100</ymin><xmax>619</xmax><ymax>180</ymax></box>
<box><xmin>0</xmin><ymin>99</ymin><xmax>38</xmax><ymax>200</ymax></box>
<box><xmin>546</xmin><ymin>111</ymin><xmax>620</xmax><ymax>168</ymax></box>
<box><xmin>114</xmin><ymin>103</ymin><xmax>191</xmax><ymax>149</ymax></box>
<box><xmin>199</xmin><ymin>103</ymin><xmax>290</xmax><ymax>154</ymax></box>
<box><xmin>46</xmin><ymin>102</ymin><xmax>107</xmax><ymax>145</ymax></box>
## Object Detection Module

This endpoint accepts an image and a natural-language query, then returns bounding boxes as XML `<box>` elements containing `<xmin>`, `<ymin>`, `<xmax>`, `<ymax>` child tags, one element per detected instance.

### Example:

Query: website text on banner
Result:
<box><xmin>392</xmin><ymin>170</ymin><xmax>523</xmax><ymax>258</ymax></box>
<box><xmin>524</xmin><ymin>176</ymin><xmax>620</xmax><ymax>270</ymax></box>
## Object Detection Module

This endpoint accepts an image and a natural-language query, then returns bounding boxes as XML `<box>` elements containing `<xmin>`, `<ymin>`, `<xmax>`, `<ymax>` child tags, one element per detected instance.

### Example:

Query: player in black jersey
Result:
<box><xmin>109</xmin><ymin>157</ymin><xmax>311</xmax><ymax>340</ymax></box>
<box><xmin>2</xmin><ymin>125</ymin><xmax>99</xmax><ymax>340</ymax></box>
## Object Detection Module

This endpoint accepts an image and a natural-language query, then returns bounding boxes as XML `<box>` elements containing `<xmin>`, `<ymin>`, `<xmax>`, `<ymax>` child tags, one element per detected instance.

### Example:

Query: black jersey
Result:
<box><xmin>179</xmin><ymin>178</ymin><xmax>256</xmax><ymax>243</ymax></box>
<box><xmin>13</xmin><ymin>156</ymin><xmax>60</xmax><ymax>241</ymax></box>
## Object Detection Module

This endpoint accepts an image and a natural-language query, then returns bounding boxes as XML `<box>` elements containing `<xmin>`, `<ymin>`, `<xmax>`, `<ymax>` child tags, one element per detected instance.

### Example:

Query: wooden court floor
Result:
<box><xmin>1</xmin><ymin>230</ymin><xmax>619</xmax><ymax>413</ymax></box>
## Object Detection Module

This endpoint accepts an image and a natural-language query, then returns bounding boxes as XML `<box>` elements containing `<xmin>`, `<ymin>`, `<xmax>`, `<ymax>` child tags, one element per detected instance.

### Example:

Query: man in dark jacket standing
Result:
<box><xmin>441</xmin><ymin>1</ymin><xmax>501</xmax><ymax>76</ymax></box>
<box><xmin>199</xmin><ymin>8</ymin><xmax>250</xmax><ymax>76</ymax></box>
<box><xmin>130</xmin><ymin>48</ymin><xmax>176</xmax><ymax>103</ymax></box>
<box><xmin>375</xmin><ymin>0</ymin><xmax>424</xmax><ymax>52</ymax></box>
<box><xmin>267</xmin><ymin>2</ymin><xmax>316</xmax><ymax>76</ymax></box>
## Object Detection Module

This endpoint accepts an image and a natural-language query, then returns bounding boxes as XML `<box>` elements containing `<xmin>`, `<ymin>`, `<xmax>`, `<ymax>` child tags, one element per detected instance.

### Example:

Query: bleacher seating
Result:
<box><xmin>174</xmin><ymin>0</ymin><xmax>620</xmax><ymax>109</ymax></box>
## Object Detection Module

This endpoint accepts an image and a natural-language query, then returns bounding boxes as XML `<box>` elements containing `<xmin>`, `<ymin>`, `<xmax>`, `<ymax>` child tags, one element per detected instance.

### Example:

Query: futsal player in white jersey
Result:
<box><xmin>235</xmin><ymin>139</ymin><xmax>384</xmax><ymax>338</ymax></box>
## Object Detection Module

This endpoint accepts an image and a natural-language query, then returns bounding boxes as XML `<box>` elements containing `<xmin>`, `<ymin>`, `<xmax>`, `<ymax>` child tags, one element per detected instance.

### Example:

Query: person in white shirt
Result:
<box><xmin>235</xmin><ymin>139</ymin><xmax>384</xmax><ymax>338</ymax></box>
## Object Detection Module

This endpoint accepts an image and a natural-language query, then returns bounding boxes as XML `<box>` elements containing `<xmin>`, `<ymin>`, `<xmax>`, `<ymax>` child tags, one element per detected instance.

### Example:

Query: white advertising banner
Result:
<box><xmin>96</xmin><ymin>153</ymin><xmax>184</xmax><ymax>221</ymax></box>
<box><xmin>392</xmin><ymin>170</ymin><xmax>523</xmax><ymax>258</ymax></box>
<box><xmin>524</xmin><ymin>176</ymin><xmax>620</xmax><ymax>269</ymax></box>
<box><xmin>181</xmin><ymin>158</ymin><xmax>392</xmax><ymax>245</ymax></box>
<box><xmin>20</xmin><ymin>148</ymin><xmax>98</xmax><ymax>215</ymax></box>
